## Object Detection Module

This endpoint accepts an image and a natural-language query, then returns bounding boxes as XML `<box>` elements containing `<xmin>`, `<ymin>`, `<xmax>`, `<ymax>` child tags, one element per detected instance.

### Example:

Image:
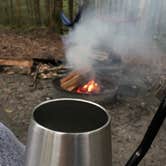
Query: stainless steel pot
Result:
<box><xmin>25</xmin><ymin>96</ymin><xmax>166</xmax><ymax>166</ymax></box>
<box><xmin>24</xmin><ymin>98</ymin><xmax>112</xmax><ymax>166</ymax></box>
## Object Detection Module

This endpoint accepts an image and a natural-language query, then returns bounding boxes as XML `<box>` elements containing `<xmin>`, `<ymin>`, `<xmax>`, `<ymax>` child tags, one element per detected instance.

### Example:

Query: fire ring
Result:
<box><xmin>53</xmin><ymin>77</ymin><xmax>118</xmax><ymax>105</ymax></box>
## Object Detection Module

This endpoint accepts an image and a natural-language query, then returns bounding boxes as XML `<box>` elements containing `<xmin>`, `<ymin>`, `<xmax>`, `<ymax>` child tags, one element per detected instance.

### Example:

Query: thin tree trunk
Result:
<box><xmin>50</xmin><ymin>0</ymin><xmax>63</xmax><ymax>33</ymax></box>
<box><xmin>4</xmin><ymin>0</ymin><xmax>11</xmax><ymax>25</ymax></box>
<box><xmin>68</xmin><ymin>0</ymin><xmax>74</xmax><ymax>20</ymax></box>
<box><xmin>26</xmin><ymin>0</ymin><xmax>31</xmax><ymax>15</ymax></box>
<box><xmin>29</xmin><ymin>0</ymin><xmax>35</xmax><ymax>24</ymax></box>
<box><xmin>45</xmin><ymin>0</ymin><xmax>51</xmax><ymax>26</ymax></box>
<box><xmin>15</xmin><ymin>0</ymin><xmax>21</xmax><ymax>26</ymax></box>
<box><xmin>33</xmin><ymin>0</ymin><xmax>41</xmax><ymax>25</ymax></box>
<box><xmin>9</xmin><ymin>0</ymin><xmax>14</xmax><ymax>24</ymax></box>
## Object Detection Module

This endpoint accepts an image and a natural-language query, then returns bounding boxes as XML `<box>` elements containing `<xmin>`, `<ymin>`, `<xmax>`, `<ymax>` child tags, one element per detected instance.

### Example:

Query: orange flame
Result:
<box><xmin>77</xmin><ymin>80</ymin><xmax>101</xmax><ymax>94</ymax></box>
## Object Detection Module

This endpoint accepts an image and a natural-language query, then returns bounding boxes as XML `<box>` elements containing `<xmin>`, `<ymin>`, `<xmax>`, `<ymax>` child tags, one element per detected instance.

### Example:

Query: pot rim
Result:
<box><xmin>32</xmin><ymin>98</ymin><xmax>111</xmax><ymax>135</ymax></box>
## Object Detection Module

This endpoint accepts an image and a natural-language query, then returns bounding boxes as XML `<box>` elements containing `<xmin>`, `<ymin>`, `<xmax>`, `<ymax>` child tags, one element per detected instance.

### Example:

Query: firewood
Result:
<box><xmin>61</xmin><ymin>74</ymin><xmax>82</xmax><ymax>91</ymax></box>
<box><xmin>60</xmin><ymin>69</ymin><xmax>91</xmax><ymax>91</ymax></box>
<box><xmin>67</xmin><ymin>86</ymin><xmax>76</xmax><ymax>92</ymax></box>
<box><xmin>60</xmin><ymin>71</ymin><xmax>79</xmax><ymax>84</ymax></box>
<box><xmin>0</xmin><ymin>59</ymin><xmax>33</xmax><ymax>68</ymax></box>
<box><xmin>61</xmin><ymin>69</ymin><xmax>91</xmax><ymax>83</ymax></box>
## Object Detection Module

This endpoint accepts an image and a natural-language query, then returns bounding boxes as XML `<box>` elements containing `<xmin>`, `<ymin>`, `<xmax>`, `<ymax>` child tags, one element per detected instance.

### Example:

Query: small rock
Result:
<box><xmin>4</xmin><ymin>109</ymin><xmax>13</xmax><ymax>113</ymax></box>
<box><xmin>45</xmin><ymin>97</ymin><xmax>52</xmax><ymax>100</ymax></box>
<box><xmin>140</xmin><ymin>102</ymin><xmax>146</xmax><ymax>108</ymax></box>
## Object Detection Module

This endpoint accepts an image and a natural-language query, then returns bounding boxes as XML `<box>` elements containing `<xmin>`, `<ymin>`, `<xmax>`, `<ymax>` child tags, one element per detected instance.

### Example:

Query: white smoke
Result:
<box><xmin>64</xmin><ymin>0</ymin><xmax>166</xmax><ymax>72</ymax></box>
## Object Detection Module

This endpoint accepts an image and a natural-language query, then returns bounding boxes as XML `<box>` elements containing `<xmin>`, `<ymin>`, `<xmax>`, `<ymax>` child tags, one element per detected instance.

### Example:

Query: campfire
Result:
<box><xmin>51</xmin><ymin>50</ymin><xmax>121</xmax><ymax>105</ymax></box>
<box><xmin>52</xmin><ymin>53</ymin><xmax>120</xmax><ymax>104</ymax></box>
<box><xmin>60</xmin><ymin>71</ymin><xmax>101</xmax><ymax>95</ymax></box>
<box><xmin>77</xmin><ymin>80</ymin><xmax>101</xmax><ymax>94</ymax></box>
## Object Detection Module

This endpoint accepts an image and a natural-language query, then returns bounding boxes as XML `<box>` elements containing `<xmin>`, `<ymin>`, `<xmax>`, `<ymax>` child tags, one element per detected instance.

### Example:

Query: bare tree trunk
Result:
<box><xmin>34</xmin><ymin>0</ymin><xmax>41</xmax><ymax>25</ymax></box>
<box><xmin>68</xmin><ymin>0</ymin><xmax>74</xmax><ymax>20</ymax></box>
<box><xmin>26</xmin><ymin>0</ymin><xmax>31</xmax><ymax>15</ymax></box>
<box><xmin>5</xmin><ymin>0</ymin><xmax>10</xmax><ymax>25</ymax></box>
<box><xmin>15</xmin><ymin>0</ymin><xmax>21</xmax><ymax>26</ymax></box>
<box><xmin>50</xmin><ymin>0</ymin><xmax>63</xmax><ymax>33</ymax></box>
<box><xmin>29</xmin><ymin>0</ymin><xmax>35</xmax><ymax>24</ymax></box>
<box><xmin>9</xmin><ymin>0</ymin><xmax>14</xmax><ymax>24</ymax></box>
<box><xmin>45</xmin><ymin>0</ymin><xmax>51</xmax><ymax>27</ymax></box>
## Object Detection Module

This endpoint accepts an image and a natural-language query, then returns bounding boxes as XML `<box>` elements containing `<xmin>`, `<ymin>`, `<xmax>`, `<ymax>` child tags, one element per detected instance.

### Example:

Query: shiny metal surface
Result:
<box><xmin>24</xmin><ymin>98</ymin><xmax>112</xmax><ymax>166</ymax></box>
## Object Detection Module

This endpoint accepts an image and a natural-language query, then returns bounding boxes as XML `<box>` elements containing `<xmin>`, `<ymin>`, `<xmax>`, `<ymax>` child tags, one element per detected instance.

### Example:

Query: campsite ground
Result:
<box><xmin>0</xmin><ymin>29</ymin><xmax>166</xmax><ymax>166</ymax></box>
<box><xmin>0</xmin><ymin>72</ymin><xmax>166</xmax><ymax>166</ymax></box>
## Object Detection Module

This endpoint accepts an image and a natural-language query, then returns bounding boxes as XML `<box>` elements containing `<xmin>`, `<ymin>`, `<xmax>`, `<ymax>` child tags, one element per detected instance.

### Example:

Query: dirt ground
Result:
<box><xmin>0</xmin><ymin>29</ymin><xmax>166</xmax><ymax>165</ymax></box>
<box><xmin>0</xmin><ymin>72</ymin><xmax>166</xmax><ymax>166</ymax></box>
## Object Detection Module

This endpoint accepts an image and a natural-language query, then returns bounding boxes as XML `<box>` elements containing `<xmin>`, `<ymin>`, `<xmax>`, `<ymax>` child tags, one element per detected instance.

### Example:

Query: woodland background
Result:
<box><xmin>0</xmin><ymin>0</ymin><xmax>78</xmax><ymax>33</ymax></box>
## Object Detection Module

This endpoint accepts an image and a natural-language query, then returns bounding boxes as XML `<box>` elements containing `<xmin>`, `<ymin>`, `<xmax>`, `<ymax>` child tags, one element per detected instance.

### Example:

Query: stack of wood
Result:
<box><xmin>60</xmin><ymin>70</ymin><xmax>90</xmax><ymax>92</ymax></box>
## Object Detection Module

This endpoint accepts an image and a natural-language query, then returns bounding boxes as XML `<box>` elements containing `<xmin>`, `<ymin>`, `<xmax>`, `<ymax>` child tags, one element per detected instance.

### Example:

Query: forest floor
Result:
<box><xmin>0</xmin><ymin>29</ymin><xmax>166</xmax><ymax>166</ymax></box>
<box><xmin>0</xmin><ymin>27</ymin><xmax>64</xmax><ymax>60</ymax></box>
